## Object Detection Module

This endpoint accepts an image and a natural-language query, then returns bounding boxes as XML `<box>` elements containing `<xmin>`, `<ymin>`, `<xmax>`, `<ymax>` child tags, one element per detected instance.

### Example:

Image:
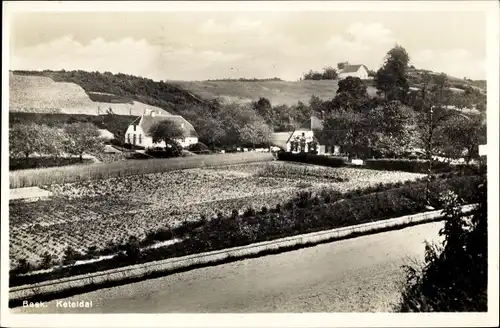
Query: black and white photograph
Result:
<box><xmin>1</xmin><ymin>1</ymin><xmax>499</xmax><ymax>327</ymax></box>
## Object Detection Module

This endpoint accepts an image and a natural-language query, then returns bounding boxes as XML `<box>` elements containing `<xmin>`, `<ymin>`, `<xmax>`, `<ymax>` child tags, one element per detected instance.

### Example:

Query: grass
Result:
<box><xmin>171</xmin><ymin>79</ymin><xmax>379</xmax><ymax>106</ymax></box>
<box><xmin>256</xmin><ymin>162</ymin><xmax>348</xmax><ymax>181</ymax></box>
<box><xmin>9</xmin><ymin>152</ymin><xmax>274</xmax><ymax>188</ymax></box>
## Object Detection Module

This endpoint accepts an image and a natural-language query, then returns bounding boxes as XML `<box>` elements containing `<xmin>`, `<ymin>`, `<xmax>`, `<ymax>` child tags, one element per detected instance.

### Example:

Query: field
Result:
<box><xmin>9</xmin><ymin>162</ymin><xmax>424</xmax><ymax>269</ymax></box>
<box><xmin>170</xmin><ymin>80</ymin><xmax>379</xmax><ymax>106</ymax></box>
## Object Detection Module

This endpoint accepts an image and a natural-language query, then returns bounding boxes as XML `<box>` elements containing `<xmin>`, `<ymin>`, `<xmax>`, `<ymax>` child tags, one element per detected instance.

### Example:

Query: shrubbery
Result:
<box><xmin>188</xmin><ymin>142</ymin><xmax>211</xmax><ymax>154</ymax></box>
<box><xmin>397</xmin><ymin>179</ymin><xmax>487</xmax><ymax>312</ymax></box>
<box><xmin>9</xmin><ymin>157</ymin><xmax>93</xmax><ymax>171</ymax></box>
<box><xmin>365</xmin><ymin>158</ymin><xmax>485</xmax><ymax>174</ymax></box>
<box><xmin>277</xmin><ymin>151</ymin><xmax>347</xmax><ymax>167</ymax></box>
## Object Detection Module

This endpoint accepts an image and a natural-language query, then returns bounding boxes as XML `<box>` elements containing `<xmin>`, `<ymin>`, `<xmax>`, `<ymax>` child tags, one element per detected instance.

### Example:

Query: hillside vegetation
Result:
<box><xmin>11</xmin><ymin>70</ymin><xmax>207</xmax><ymax>115</ymax></box>
<box><xmin>9</xmin><ymin>72</ymin><xmax>172</xmax><ymax>116</ymax></box>
<box><xmin>170</xmin><ymin>79</ymin><xmax>378</xmax><ymax>106</ymax></box>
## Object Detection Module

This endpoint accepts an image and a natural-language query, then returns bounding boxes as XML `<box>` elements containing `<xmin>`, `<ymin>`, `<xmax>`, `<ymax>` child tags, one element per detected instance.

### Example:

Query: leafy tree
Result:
<box><xmin>9</xmin><ymin>123</ymin><xmax>65</xmax><ymax>158</ymax></box>
<box><xmin>398</xmin><ymin>179</ymin><xmax>487</xmax><ymax>312</ymax></box>
<box><xmin>321</xmin><ymin>66</ymin><xmax>338</xmax><ymax>80</ymax></box>
<box><xmin>148</xmin><ymin>120</ymin><xmax>185</xmax><ymax>150</ymax></box>
<box><xmin>319</xmin><ymin>109</ymin><xmax>372</xmax><ymax>159</ymax></box>
<box><xmin>238</xmin><ymin>119</ymin><xmax>272</xmax><ymax>149</ymax></box>
<box><xmin>337</xmin><ymin>62</ymin><xmax>349</xmax><ymax>70</ymax></box>
<box><xmin>375</xmin><ymin>45</ymin><xmax>410</xmax><ymax>102</ymax></box>
<box><xmin>63</xmin><ymin>122</ymin><xmax>104</xmax><ymax>162</ymax></box>
<box><xmin>438</xmin><ymin>115</ymin><xmax>486</xmax><ymax>163</ymax></box>
<box><xmin>252</xmin><ymin>97</ymin><xmax>272</xmax><ymax>118</ymax></box>
<box><xmin>194</xmin><ymin>115</ymin><xmax>226</xmax><ymax>149</ymax></box>
<box><xmin>329</xmin><ymin>77</ymin><xmax>369</xmax><ymax>112</ymax></box>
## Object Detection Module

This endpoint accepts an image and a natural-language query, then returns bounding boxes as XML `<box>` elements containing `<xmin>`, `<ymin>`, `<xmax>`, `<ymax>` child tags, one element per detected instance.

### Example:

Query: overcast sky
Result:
<box><xmin>8</xmin><ymin>9</ymin><xmax>487</xmax><ymax>81</ymax></box>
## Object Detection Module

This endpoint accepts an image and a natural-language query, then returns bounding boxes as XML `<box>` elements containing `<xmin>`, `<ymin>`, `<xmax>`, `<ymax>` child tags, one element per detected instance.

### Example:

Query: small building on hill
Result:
<box><xmin>98</xmin><ymin>129</ymin><xmax>115</xmax><ymax>141</ymax></box>
<box><xmin>124</xmin><ymin>111</ymin><xmax>198</xmax><ymax>148</ymax></box>
<box><xmin>338</xmin><ymin>64</ymin><xmax>370</xmax><ymax>80</ymax></box>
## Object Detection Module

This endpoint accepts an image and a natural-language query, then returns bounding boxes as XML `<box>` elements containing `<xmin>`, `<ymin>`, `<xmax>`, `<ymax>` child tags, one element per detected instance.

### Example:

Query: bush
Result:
<box><xmin>277</xmin><ymin>151</ymin><xmax>347</xmax><ymax>167</ymax></box>
<box><xmin>188</xmin><ymin>142</ymin><xmax>211</xmax><ymax>154</ymax></box>
<box><xmin>397</xmin><ymin>180</ymin><xmax>487</xmax><ymax>312</ymax></box>
<box><xmin>9</xmin><ymin>157</ymin><xmax>93</xmax><ymax>170</ymax></box>
<box><xmin>365</xmin><ymin>159</ymin><xmax>481</xmax><ymax>174</ymax></box>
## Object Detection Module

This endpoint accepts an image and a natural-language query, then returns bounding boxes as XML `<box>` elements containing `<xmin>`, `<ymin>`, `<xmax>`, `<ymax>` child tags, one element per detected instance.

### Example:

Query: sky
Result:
<box><xmin>8</xmin><ymin>9</ymin><xmax>487</xmax><ymax>81</ymax></box>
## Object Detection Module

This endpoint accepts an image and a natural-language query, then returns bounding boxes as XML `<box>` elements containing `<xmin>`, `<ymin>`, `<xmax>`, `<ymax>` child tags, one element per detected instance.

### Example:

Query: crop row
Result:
<box><xmin>10</xmin><ymin>173</ymin><xmax>485</xmax><ymax>286</ymax></box>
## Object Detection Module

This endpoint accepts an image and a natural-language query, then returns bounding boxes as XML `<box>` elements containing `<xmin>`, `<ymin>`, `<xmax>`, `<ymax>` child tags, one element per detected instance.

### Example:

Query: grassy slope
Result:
<box><xmin>170</xmin><ymin>79</ymin><xmax>379</xmax><ymax>106</ymax></box>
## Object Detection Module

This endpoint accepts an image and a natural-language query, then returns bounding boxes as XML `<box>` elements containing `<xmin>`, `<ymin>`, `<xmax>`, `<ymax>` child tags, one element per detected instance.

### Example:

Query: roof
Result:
<box><xmin>299</xmin><ymin>116</ymin><xmax>324</xmax><ymax>131</ymax></box>
<box><xmin>133</xmin><ymin>115</ymin><xmax>198</xmax><ymax>138</ymax></box>
<box><xmin>340</xmin><ymin>64</ymin><xmax>369</xmax><ymax>74</ymax></box>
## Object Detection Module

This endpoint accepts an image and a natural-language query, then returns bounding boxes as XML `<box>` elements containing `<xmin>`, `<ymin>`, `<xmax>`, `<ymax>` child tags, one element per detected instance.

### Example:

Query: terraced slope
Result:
<box><xmin>9</xmin><ymin>73</ymin><xmax>171</xmax><ymax>116</ymax></box>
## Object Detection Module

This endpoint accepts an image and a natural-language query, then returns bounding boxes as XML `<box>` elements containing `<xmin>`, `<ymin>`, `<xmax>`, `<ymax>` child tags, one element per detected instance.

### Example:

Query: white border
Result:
<box><xmin>2</xmin><ymin>1</ymin><xmax>499</xmax><ymax>327</ymax></box>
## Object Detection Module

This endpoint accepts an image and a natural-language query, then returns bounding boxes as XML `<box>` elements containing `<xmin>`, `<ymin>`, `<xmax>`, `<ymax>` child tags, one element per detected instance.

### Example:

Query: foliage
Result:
<box><xmin>9</xmin><ymin>157</ymin><xmax>94</xmax><ymax>171</ymax></box>
<box><xmin>148</xmin><ymin>120</ymin><xmax>185</xmax><ymax>149</ymax></box>
<box><xmin>364</xmin><ymin>158</ymin><xmax>483</xmax><ymax>174</ymax></box>
<box><xmin>63</xmin><ymin>123</ymin><xmax>104</xmax><ymax>162</ymax></box>
<box><xmin>145</xmin><ymin>142</ymin><xmax>183</xmax><ymax>158</ymax></box>
<box><xmin>319</xmin><ymin>109</ymin><xmax>373</xmax><ymax>158</ymax></box>
<box><xmin>398</xmin><ymin>179</ymin><xmax>487</xmax><ymax>312</ymax></box>
<box><xmin>277</xmin><ymin>151</ymin><xmax>347</xmax><ymax>167</ymax></box>
<box><xmin>375</xmin><ymin>45</ymin><xmax>411</xmax><ymax>102</ymax></box>
<box><xmin>369</xmin><ymin>101</ymin><xmax>421</xmax><ymax>157</ymax></box>
<box><xmin>9</xmin><ymin>123</ymin><xmax>66</xmax><ymax>158</ymax></box>
<box><xmin>436</xmin><ymin>115</ymin><xmax>486</xmax><ymax>163</ymax></box>
<box><xmin>13</xmin><ymin>70</ymin><xmax>207</xmax><ymax>114</ymax></box>
<box><xmin>302</xmin><ymin>67</ymin><xmax>338</xmax><ymax>80</ymax></box>
<box><xmin>188</xmin><ymin>142</ymin><xmax>211</xmax><ymax>154</ymax></box>
<box><xmin>238</xmin><ymin>119</ymin><xmax>272</xmax><ymax>148</ymax></box>
<box><xmin>328</xmin><ymin>77</ymin><xmax>370</xmax><ymax>112</ymax></box>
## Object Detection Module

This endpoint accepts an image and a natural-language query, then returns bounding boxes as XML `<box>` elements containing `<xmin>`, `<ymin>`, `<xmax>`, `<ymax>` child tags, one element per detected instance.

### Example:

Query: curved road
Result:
<box><xmin>11</xmin><ymin>221</ymin><xmax>445</xmax><ymax>313</ymax></box>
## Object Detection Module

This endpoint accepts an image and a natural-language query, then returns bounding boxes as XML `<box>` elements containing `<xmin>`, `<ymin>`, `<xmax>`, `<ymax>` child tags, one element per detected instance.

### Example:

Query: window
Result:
<box><xmin>127</xmin><ymin>134</ymin><xmax>131</xmax><ymax>143</ymax></box>
<box><xmin>133</xmin><ymin>134</ymin><xmax>136</xmax><ymax>145</ymax></box>
<box><xmin>133</xmin><ymin>124</ymin><xmax>136</xmax><ymax>131</ymax></box>
<box><xmin>139</xmin><ymin>134</ymin><xmax>142</xmax><ymax>144</ymax></box>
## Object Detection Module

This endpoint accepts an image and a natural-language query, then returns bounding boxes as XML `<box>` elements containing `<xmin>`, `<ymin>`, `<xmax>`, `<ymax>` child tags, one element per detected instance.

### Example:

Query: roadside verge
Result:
<box><xmin>9</xmin><ymin>204</ymin><xmax>476</xmax><ymax>307</ymax></box>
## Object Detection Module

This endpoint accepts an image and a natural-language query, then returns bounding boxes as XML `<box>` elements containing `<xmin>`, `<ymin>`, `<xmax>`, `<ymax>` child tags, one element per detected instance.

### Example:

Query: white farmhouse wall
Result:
<box><xmin>338</xmin><ymin>66</ymin><xmax>369</xmax><ymax>80</ymax></box>
<box><xmin>124</xmin><ymin>124</ymin><xmax>198</xmax><ymax>148</ymax></box>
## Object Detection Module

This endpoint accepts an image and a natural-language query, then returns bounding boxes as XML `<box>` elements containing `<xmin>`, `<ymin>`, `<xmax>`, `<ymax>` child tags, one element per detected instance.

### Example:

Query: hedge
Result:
<box><xmin>277</xmin><ymin>151</ymin><xmax>347</xmax><ymax>167</ymax></box>
<box><xmin>364</xmin><ymin>159</ymin><xmax>485</xmax><ymax>174</ymax></box>
<box><xmin>10</xmin><ymin>174</ymin><xmax>484</xmax><ymax>286</ymax></box>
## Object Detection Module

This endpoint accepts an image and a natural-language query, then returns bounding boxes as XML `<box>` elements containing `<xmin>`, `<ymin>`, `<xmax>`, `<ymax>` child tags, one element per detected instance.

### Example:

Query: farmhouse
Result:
<box><xmin>338</xmin><ymin>64</ymin><xmax>370</xmax><ymax>80</ymax></box>
<box><xmin>124</xmin><ymin>111</ymin><xmax>198</xmax><ymax>148</ymax></box>
<box><xmin>270</xmin><ymin>116</ymin><xmax>326</xmax><ymax>154</ymax></box>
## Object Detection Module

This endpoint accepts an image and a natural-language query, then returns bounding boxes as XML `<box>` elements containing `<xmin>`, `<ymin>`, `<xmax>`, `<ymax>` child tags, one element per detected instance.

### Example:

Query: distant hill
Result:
<box><xmin>169</xmin><ymin>79</ymin><xmax>379</xmax><ymax>106</ymax></box>
<box><xmin>10</xmin><ymin>70</ymin><xmax>209</xmax><ymax>116</ymax></box>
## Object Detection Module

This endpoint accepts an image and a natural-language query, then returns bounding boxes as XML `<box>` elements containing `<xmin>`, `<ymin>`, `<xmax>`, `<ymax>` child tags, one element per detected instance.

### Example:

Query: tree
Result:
<box><xmin>319</xmin><ymin>109</ymin><xmax>372</xmax><ymax>159</ymax></box>
<box><xmin>63</xmin><ymin>123</ymin><xmax>104</xmax><ymax>162</ymax></box>
<box><xmin>329</xmin><ymin>77</ymin><xmax>369</xmax><ymax>112</ymax></box>
<box><xmin>252</xmin><ymin>97</ymin><xmax>272</xmax><ymax>119</ymax></box>
<box><xmin>438</xmin><ymin>115</ymin><xmax>486</xmax><ymax>163</ymax></box>
<box><xmin>238</xmin><ymin>119</ymin><xmax>272</xmax><ymax>149</ymax></box>
<box><xmin>398</xmin><ymin>179</ymin><xmax>487</xmax><ymax>312</ymax></box>
<box><xmin>195</xmin><ymin>115</ymin><xmax>225</xmax><ymax>150</ymax></box>
<box><xmin>337</xmin><ymin>61</ymin><xmax>349</xmax><ymax>70</ymax></box>
<box><xmin>148</xmin><ymin>120</ymin><xmax>185</xmax><ymax>150</ymax></box>
<box><xmin>321</xmin><ymin>66</ymin><xmax>338</xmax><ymax>80</ymax></box>
<box><xmin>9</xmin><ymin>123</ymin><xmax>65</xmax><ymax>158</ymax></box>
<box><xmin>375</xmin><ymin>45</ymin><xmax>410</xmax><ymax>102</ymax></box>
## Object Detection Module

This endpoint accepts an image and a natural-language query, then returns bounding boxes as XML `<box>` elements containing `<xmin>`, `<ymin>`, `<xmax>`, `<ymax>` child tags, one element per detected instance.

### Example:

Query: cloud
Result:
<box><xmin>199</xmin><ymin>18</ymin><xmax>264</xmax><ymax>35</ymax></box>
<box><xmin>346</xmin><ymin>22</ymin><xmax>395</xmax><ymax>45</ymax></box>
<box><xmin>411</xmin><ymin>48</ymin><xmax>485</xmax><ymax>79</ymax></box>
<box><xmin>11</xmin><ymin>36</ymin><xmax>248</xmax><ymax>80</ymax></box>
